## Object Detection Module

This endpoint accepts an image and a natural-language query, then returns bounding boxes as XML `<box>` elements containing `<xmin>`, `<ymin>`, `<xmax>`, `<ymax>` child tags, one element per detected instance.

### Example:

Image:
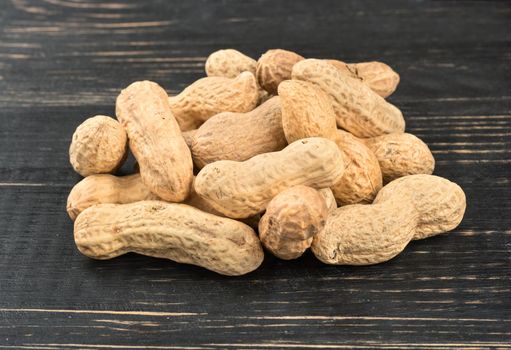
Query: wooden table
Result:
<box><xmin>1</xmin><ymin>1</ymin><xmax>510</xmax><ymax>348</ymax></box>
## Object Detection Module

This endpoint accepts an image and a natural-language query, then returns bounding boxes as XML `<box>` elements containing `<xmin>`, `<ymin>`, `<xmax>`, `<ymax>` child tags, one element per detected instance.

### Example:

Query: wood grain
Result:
<box><xmin>0</xmin><ymin>0</ymin><xmax>510</xmax><ymax>348</ymax></box>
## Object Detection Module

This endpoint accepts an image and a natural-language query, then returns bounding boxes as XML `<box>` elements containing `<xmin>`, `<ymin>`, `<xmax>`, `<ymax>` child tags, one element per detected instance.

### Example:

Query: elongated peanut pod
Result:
<box><xmin>327</xmin><ymin>60</ymin><xmax>400</xmax><ymax>98</ymax></box>
<box><xmin>361</xmin><ymin>133</ymin><xmax>435</xmax><ymax>183</ymax></box>
<box><xmin>116</xmin><ymin>80</ymin><xmax>193</xmax><ymax>202</ymax></box>
<box><xmin>66</xmin><ymin>173</ymin><xmax>159</xmax><ymax>221</ymax></box>
<box><xmin>74</xmin><ymin>201</ymin><xmax>264</xmax><ymax>276</ymax></box>
<box><xmin>292</xmin><ymin>59</ymin><xmax>405</xmax><ymax>138</ymax></box>
<box><xmin>169</xmin><ymin>72</ymin><xmax>259</xmax><ymax>131</ymax></box>
<box><xmin>195</xmin><ymin>137</ymin><xmax>345</xmax><ymax>219</ymax></box>
<box><xmin>259</xmin><ymin>186</ymin><xmax>328</xmax><ymax>260</ymax></box>
<box><xmin>312</xmin><ymin>175</ymin><xmax>466</xmax><ymax>265</ymax></box>
<box><xmin>191</xmin><ymin>96</ymin><xmax>286</xmax><ymax>168</ymax></box>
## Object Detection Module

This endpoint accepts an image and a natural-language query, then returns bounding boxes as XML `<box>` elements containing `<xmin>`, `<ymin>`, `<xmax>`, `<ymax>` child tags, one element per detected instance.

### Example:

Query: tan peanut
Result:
<box><xmin>276</xmin><ymin>78</ymin><xmax>381</xmax><ymax>205</ymax></box>
<box><xmin>327</xmin><ymin>60</ymin><xmax>400</xmax><ymax>98</ymax></box>
<box><xmin>256</xmin><ymin>49</ymin><xmax>305</xmax><ymax>94</ymax></box>
<box><xmin>195</xmin><ymin>137</ymin><xmax>345</xmax><ymax>219</ymax></box>
<box><xmin>66</xmin><ymin>173</ymin><xmax>159</xmax><ymax>221</ymax></box>
<box><xmin>331</xmin><ymin>130</ymin><xmax>383</xmax><ymax>205</ymax></box>
<box><xmin>74</xmin><ymin>201</ymin><xmax>264</xmax><ymax>276</ymax></box>
<box><xmin>181</xmin><ymin>129</ymin><xmax>197</xmax><ymax>150</ymax></box>
<box><xmin>205</xmin><ymin>49</ymin><xmax>257</xmax><ymax>78</ymax></box>
<box><xmin>292</xmin><ymin>59</ymin><xmax>405</xmax><ymax>137</ymax></box>
<box><xmin>116</xmin><ymin>80</ymin><xmax>193</xmax><ymax>202</ymax></box>
<box><xmin>191</xmin><ymin>96</ymin><xmax>286</xmax><ymax>168</ymax></box>
<box><xmin>319</xmin><ymin>188</ymin><xmax>337</xmax><ymax>214</ymax></box>
<box><xmin>169</xmin><ymin>72</ymin><xmax>259</xmax><ymax>131</ymax></box>
<box><xmin>69</xmin><ymin>115</ymin><xmax>127</xmax><ymax>177</ymax></box>
<box><xmin>259</xmin><ymin>186</ymin><xmax>328</xmax><ymax>260</ymax></box>
<box><xmin>362</xmin><ymin>133</ymin><xmax>435</xmax><ymax>183</ymax></box>
<box><xmin>312</xmin><ymin>174</ymin><xmax>466</xmax><ymax>265</ymax></box>
<box><xmin>278</xmin><ymin>80</ymin><xmax>337</xmax><ymax>143</ymax></box>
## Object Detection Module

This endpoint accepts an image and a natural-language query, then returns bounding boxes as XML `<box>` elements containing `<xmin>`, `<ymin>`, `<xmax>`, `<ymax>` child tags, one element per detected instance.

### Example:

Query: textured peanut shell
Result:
<box><xmin>74</xmin><ymin>201</ymin><xmax>264</xmax><ymax>276</ymax></box>
<box><xmin>362</xmin><ymin>133</ymin><xmax>435</xmax><ymax>183</ymax></box>
<box><xmin>191</xmin><ymin>96</ymin><xmax>286</xmax><ymax>168</ymax></box>
<box><xmin>256</xmin><ymin>49</ymin><xmax>304</xmax><ymax>95</ymax></box>
<box><xmin>169</xmin><ymin>72</ymin><xmax>259</xmax><ymax>131</ymax></box>
<box><xmin>259</xmin><ymin>186</ymin><xmax>328</xmax><ymax>260</ymax></box>
<box><xmin>318</xmin><ymin>188</ymin><xmax>337</xmax><ymax>214</ymax></box>
<box><xmin>116</xmin><ymin>80</ymin><xmax>193</xmax><ymax>202</ymax></box>
<box><xmin>292</xmin><ymin>59</ymin><xmax>405</xmax><ymax>137</ymax></box>
<box><xmin>195</xmin><ymin>137</ymin><xmax>345</xmax><ymax>219</ymax></box>
<box><xmin>312</xmin><ymin>174</ymin><xmax>466</xmax><ymax>265</ymax></box>
<box><xmin>69</xmin><ymin>115</ymin><xmax>128</xmax><ymax>177</ymax></box>
<box><xmin>205</xmin><ymin>49</ymin><xmax>257</xmax><ymax>78</ymax></box>
<box><xmin>278</xmin><ymin>80</ymin><xmax>337</xmax><ymax>143</ymax></box>
<box><xmin>331</xmin><ymin>130</ymin><xmax>383</xmax><ymax>205</ymax></box>
<box><xmin>181</xmin><ymin>129</ymin><xmax>197</xmax><ymax>150</ymax></box>
<box><xmin>327</xmin><ymin>60</ymin><xmax>400</xmax><ymax>98</ymax></box>
<box><xmin>66</xmin><ymin>173</ymin><xmax>159</xmax><ymax>221</ymax></box>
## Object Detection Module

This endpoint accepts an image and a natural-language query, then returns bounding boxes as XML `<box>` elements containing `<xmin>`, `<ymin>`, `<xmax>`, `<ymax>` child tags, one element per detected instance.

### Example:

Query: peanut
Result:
<box><xmin>116</xmin><ymin>80</ymin><xmax>193</xmax><ymax>202</ymax></box>
<box><xmin>181</xmin><ymin>129</ymin><xmax>197</xmax><ymax>150</ymax></box>
<box><xmin>69</xmin><ymin>115</ymin><xmax>127</xmax><ymax>177</ymax></box>
<box><xmin>319</xmin><ymin>188</ymin><xmax>337</xmax><ymax>214</ymax></box>
<box><xmin>259</xmin><ymin>186</ymin><xmax>328</xmax><ymax>260</ymax></box>
<box><xmin>195</xmin><ymin>137</ymin><xmax>345</xmax><ymax>219</ymax></box>
<box><xmin>292</xmin><ymin>59</ymin><xmax>405</xmax><ymax>137</ymax></box>
<box><xmin>312</xmin><ymin>174</ymin><xmax>466</xmax><ymax>265</ymax></box>
<box><xmin>169</xmin><ymin>72</ymin><xmax>259</xmax><ymax>131</ymax></box>
<box><xmin>362</xmin><ymin>133</ymin><xmax>435</xmax><ymax>183</ymax></box>
<box><xmin>327</xmin><ymin>60</ymin><xmax>400</xmax><ymax>98</ymax></box>
<box><xmin>191</xmin><ymin>96</ymin><xmax>286</xmax><ymax>168</ymax></box>
<box><xmin>205</xmin><ymin>49</ymin><xmax>257</xmax><ymax>78</ymax></box>
<box><xmin>278</xmin><ymin>80</ymin><xmax>337</xmax><ymax>143</ymax></box>
<box><xmin>331</xmin><ymin>130</ymin><xmax>383</xmax><ymax>205</ymax></box>
<box><xmin>66</xmin><ymin>173</ymin><xmax>158</xmax><ymax>221</ymax></box>
<box><xmin>74</xmin><ymin>201</ymin><xmax>264</xmax><ymax>276</ymax></box>
<box><xmin>256</xmin><ymin>49</ymin><xmax>305</xmax><ymax>94</ymax></box>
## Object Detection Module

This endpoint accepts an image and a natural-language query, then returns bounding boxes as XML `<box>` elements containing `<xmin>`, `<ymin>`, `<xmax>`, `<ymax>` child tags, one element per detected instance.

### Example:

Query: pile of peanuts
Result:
<box><xmin>67</xmin><ymin>49</ymin><xmax>466</xmax><ymax>276</ymax></box>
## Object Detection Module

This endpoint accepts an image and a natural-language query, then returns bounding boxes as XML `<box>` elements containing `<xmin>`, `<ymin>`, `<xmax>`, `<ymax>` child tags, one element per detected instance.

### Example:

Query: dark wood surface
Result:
<box><xmin>1</xmin><ymin>0</ymin><xmax>510</xmax><ymax>348</ymax></box>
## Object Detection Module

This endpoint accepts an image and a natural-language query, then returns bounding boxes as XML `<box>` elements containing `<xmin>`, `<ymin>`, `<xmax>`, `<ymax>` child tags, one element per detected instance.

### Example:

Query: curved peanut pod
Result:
<box><xmin>259</xmin><ymin>186</ymin><xmax>328</xmax><ymax>260</ymax></box>
<box><xmin>331</xmin><ymin>130</ymin><xmax>382</xmax><ymax>205</ymax></box>
<box><xmin>362</xmin><ymin>133</ymin><xmax>435</xmax><ymax>183</ymax></box>
<box><xmin>66</xmin><ymin>173</ymin><xmax>159</xmax><ymax>221</ymax></box>
<box><xmin>116</xmin><ymin>80</ymin><xmax>193</xmax><ymax>202</ymax></box>
<box><xmin>256</xmin><ymin>49</ymin><xmax>304</xmax><ymax>94</ymax></box>
<box><xmin>191</xmin><ymin>96</ymin><xmax>286</xmax><ymax>168</ymax></box>
<box><xmin>292</xmin><ymin>59</ymin><xmax>405</xmax><ymax>138</ymax></box>
<box><xmin>312</xmin><ymin>175</ymin><xmax>466</xmax><ymax>265</ymax></box>
<box><xmin>195</xmin><ymin>137</ymin><xmax>345</xmax><ymax>219</ymax></box>
<box><xmin>169</xmin><ymin>72</ymin><xmax>259</xmax><ymax>131</ymax></box>
<box><xmin>205</xmin><ymin>49</ymin><xmax>257</xmax><ymax>78</ymax></box>
<box><xmin>327</xmin><ymin>60</ymin><xmax>400</xmax><ymax>98</ymax></box>
<box><xmin>74</xmin><ymin>201</ymin><xmax>264</xmax><ymax>276</ymax></box>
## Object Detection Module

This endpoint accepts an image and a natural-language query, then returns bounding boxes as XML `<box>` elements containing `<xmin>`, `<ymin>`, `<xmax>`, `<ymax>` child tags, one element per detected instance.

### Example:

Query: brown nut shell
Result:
<box><xmin>74</xmin><ymin>201</ymin><xmax>264</xmax><ymax>276</ymax></box>
<box><xmin>116</xmin><ymin>80</ymin><xmax>193</xmax><ymax>202</ymax></box>
<box><xmin>69</xmin><ymin>115</ymin><xmax>128</xmax><ymax>177</ymax></box>
<box><xmin>256</xmin><ymin>49</ymin><xmax>304</xmax><ymax>94</ymax></box>
<box><xmin>191</xmin><ymin>96</ymin><xmax>286</xmax><ymax>168</ymax></box>
<box><xmin>169</xmin><ymin>72</ymin><xmax>259</xmax><ymax>131</ymax></box>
